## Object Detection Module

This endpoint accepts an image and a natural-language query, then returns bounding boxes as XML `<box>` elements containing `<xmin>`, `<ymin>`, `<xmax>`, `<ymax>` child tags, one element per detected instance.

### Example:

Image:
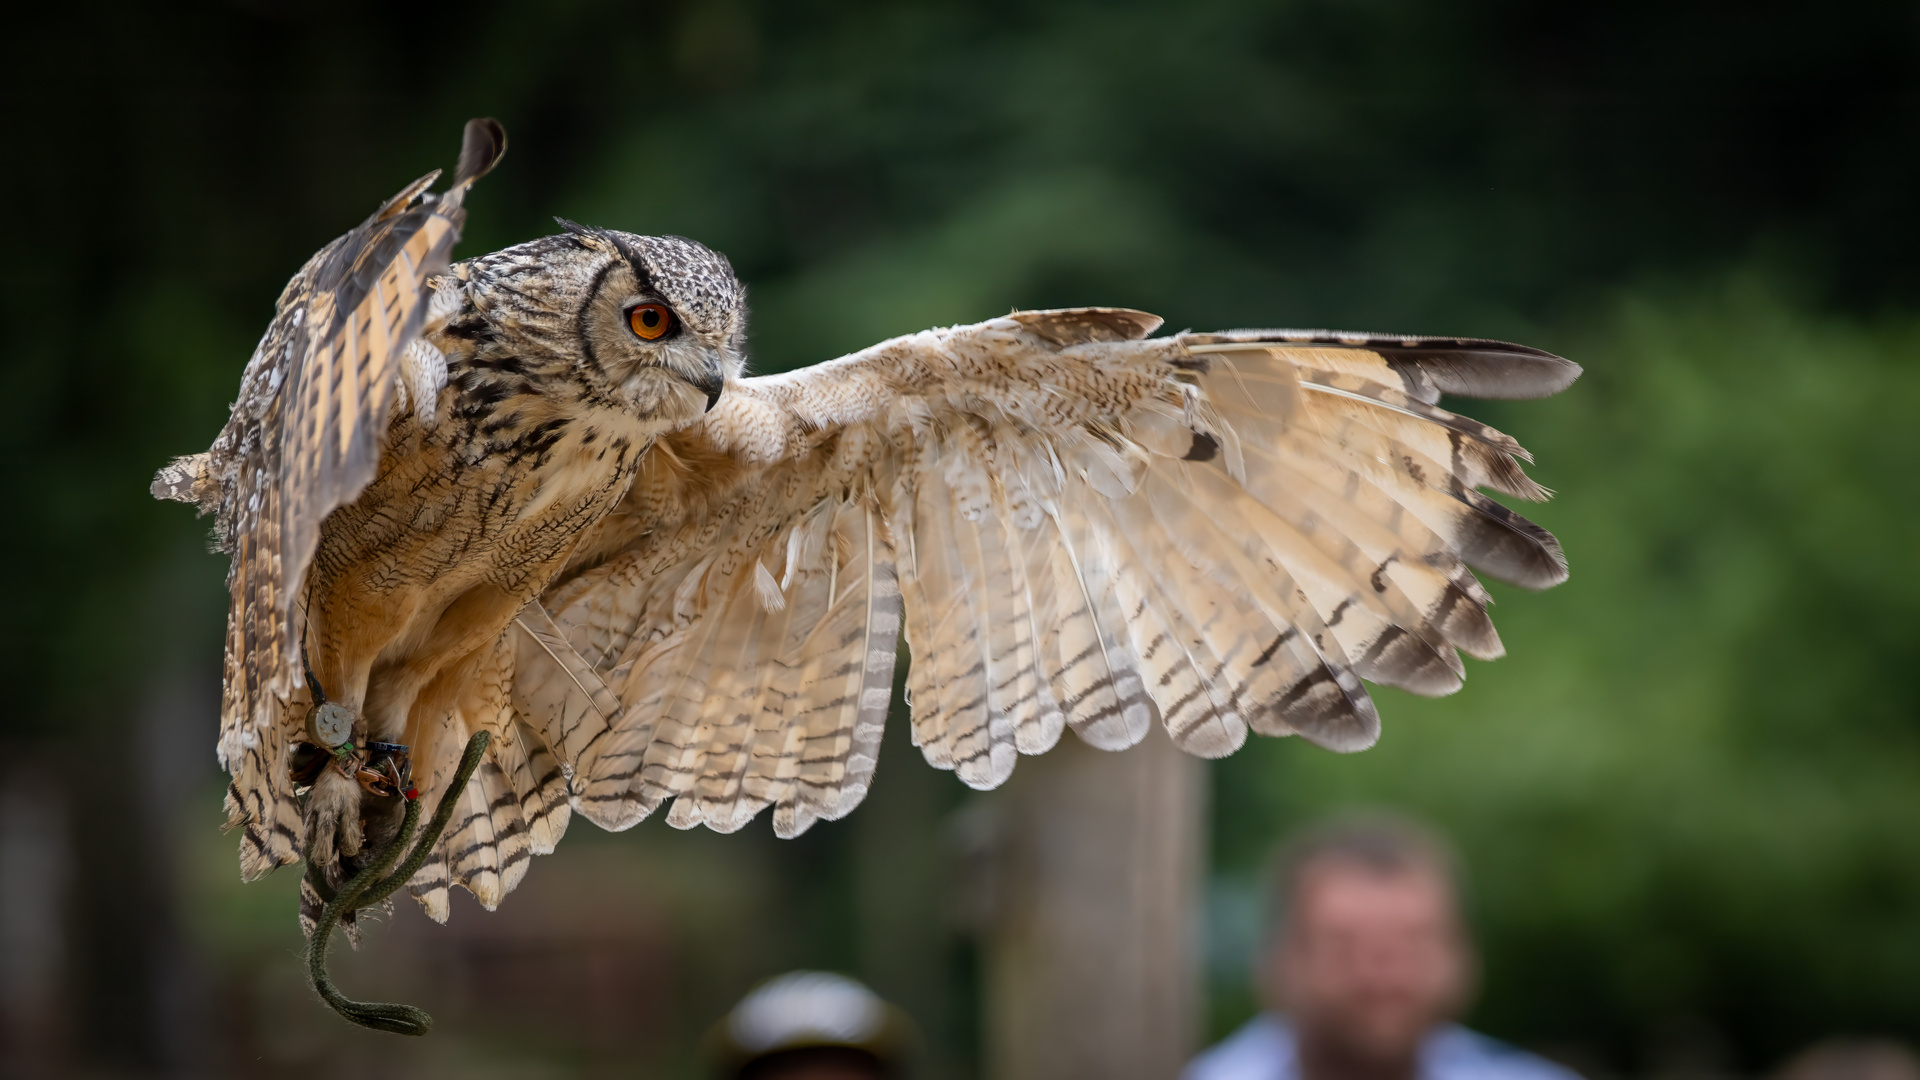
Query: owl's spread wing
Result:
<box><xmin>153</xmin><ymin>120</ymin><xmax>506</xmax><ymax>879</ymax></box>
<box><xmin>522</xmin><ymin>308</ymin><xmax>1579</xmax><ymax>840</ymax></box>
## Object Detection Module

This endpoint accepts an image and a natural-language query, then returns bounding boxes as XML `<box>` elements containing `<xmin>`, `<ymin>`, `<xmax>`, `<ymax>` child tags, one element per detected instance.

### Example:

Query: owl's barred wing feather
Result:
<box><xmin>532</xmin><ymin>308</ymin><xmax>1578</xmax><ymax>837</ymax></box>
<box><xmin>153</xmin><ymin>120</ymin><xmax>507</xmax><ymax>880</ymax></box>
<box><xmin>531</xmin><ymin>436</ymin><xmax>903</xmax><ymax>839</ymax></box>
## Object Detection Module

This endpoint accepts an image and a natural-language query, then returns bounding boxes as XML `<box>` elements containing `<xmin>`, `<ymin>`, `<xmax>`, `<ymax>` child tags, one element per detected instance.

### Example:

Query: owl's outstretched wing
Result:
<box><xmin>517</xmin><ymin>308</ymin><xmax>1579</xmax><ymax>843</ymax></box>
<box><xmin>151</xmin><ymin>120</ymin><xmax>506</xmax><ymax>879</ymax></box>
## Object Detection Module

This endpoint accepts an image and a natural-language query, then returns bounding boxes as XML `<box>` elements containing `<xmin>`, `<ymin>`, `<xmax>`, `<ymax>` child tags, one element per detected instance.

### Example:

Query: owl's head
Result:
<box><xmin>459</xmin><ymin>221</ymin><xmax>747</xmax><ymax>425</ymax></box>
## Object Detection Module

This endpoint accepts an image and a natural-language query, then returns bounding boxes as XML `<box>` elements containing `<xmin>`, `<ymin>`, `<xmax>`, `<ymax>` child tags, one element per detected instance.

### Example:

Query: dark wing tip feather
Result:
<box><xmin>1280</xmin><ymin>698</ymin><xmax>1380</xmax><ymax>754</ymax></box>
<box><xmin>456</xmin><ymin>118</ymin><xmax>508</xmax><ymax>187</ymax></box>
<box><xmin>1457</xmin><ymin>492</ymin><xmax>1569</xmax><ymax>590</ymax></box>
<box><xmin>1430</xmin><ymin>581</ymin><xmax>1504</xmax><ymax>660</ymax></box>
<box><xmin>1259</xmin><ymin>666</ymin><xmax>1381</xmax><ymax>753</ymax></box>
<box><xmin>1355</xmin><ymin>627</ymin><xmax>1464</xmax><ymax>698</ymax></box>
<box><xmin>1185</xmin><ymin>329</ymin><xmax>1581</xmax><ymax>401</ymax></box>
<box><xmin>1383</xmin><ymin>345</ymin><xmax>1582</xmax><ymax>401</ymax></box>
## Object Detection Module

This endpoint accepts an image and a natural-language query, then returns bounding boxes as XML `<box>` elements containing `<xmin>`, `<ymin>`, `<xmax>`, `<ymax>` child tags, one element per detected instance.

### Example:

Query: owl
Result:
<box><xmin>156</xmin><ymin>120</ymin><xmax>1578</xmax><ymax>946</ymax></box>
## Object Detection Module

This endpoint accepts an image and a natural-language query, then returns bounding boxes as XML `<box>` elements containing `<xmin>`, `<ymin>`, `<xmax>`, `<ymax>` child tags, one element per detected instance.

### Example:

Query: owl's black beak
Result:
<box><xmin>689</xmin><ymin>367</ymin><xmax>725</xmax><ymax>412</ymax></box>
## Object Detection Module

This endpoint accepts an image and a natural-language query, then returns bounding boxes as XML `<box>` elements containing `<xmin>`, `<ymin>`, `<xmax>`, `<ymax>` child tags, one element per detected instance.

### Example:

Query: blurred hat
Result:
<box><xmin>1774</xmin><ymin>1039</ymin><xmax>1920</xmax><ymax>1080</ymax></box>
<box><xmin>709</xmin><ymin>971</ymin><xmax>917</xmax><ymax>1078</ymax></box>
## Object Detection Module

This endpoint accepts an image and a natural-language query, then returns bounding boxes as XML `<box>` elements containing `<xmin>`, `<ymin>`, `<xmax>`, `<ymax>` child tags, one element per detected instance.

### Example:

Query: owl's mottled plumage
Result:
<box><xmin>156</xmin><ymin>120</ymin><xmax>1579</xmax><ymax>932</ymax></box>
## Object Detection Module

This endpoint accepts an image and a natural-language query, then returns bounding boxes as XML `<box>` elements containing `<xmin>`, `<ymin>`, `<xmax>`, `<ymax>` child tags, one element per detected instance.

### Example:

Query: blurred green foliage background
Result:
<box><xmin>5</xmin><ymin>1</ymin><xmax>1920</xmax><ymax>1076</ymax></box>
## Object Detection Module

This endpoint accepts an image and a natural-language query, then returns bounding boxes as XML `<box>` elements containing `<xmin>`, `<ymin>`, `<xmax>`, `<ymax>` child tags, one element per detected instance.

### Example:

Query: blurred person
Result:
<box><xmin>1773</xmin><ymin>1039</ymin><xmax>1920</xmax><ymax>1080</ymax></box>
<box><xmin>1187</xmin><ymin>813</ymin><xmax>1578</xmax><ymax>1080</ymax></box>
<box><xmin>708</xmin><ymin>971</ymin><xmax>916</xmax><ymax>1080</ymax></box>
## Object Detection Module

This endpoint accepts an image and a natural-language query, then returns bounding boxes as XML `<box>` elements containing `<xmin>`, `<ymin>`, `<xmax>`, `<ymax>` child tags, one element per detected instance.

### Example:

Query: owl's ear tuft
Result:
<box><xmin>555</xmin><ymin>217</ymin><xmax>617</xmax><ymax>254</ymax></box>
<box><xmin>555</xmin><ymin>218</ymin><xmax>627</xmax><ymax>254</ymax></box>
<box><xmin>456</xmin><ymin>118</ymin><xmax>508</xmax><ymax>187</ymax></box>
<box><xmin>554</xmin><ymin>219</ymin><xmax>650</xmax><ymax>283</ymax></box>
<box><xmin>554</xmin><ymin>217</ymin><xmax>598</xmax><ymax>242</ymax></box>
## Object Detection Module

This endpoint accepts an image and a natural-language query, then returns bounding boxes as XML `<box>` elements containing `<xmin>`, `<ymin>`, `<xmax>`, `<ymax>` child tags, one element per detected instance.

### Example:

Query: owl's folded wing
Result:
<box><xmin>523</xmin><ymin>308</ymin><xmax>1580</xmax><ymax>841</ymax></box>
<box><xmin>150</xmin><ymin>120</ymin><xmax>505</xmax><ymax>879</ymax></box>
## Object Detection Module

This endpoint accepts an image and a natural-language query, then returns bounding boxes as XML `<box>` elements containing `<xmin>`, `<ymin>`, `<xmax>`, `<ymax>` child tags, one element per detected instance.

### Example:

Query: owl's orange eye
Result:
<box><xmin>627</xmin><ymin>303</ymin><xmax>673</xmax><ymax>341</ymax></box>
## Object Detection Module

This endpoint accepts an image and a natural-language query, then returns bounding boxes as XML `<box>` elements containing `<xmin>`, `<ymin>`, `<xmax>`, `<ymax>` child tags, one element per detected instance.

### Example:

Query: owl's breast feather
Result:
<box><xmin>509</xmin><ymin>411</ymin><xmax>653</xmax><ymax>526</ymax></box>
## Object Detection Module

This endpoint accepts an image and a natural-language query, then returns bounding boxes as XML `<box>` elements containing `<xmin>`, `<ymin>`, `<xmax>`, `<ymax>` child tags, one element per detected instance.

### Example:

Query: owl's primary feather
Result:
<box><xmin>156</xmin><ymin>120</ymin><xmax>1578</xmax><ymax>931</ymax></box>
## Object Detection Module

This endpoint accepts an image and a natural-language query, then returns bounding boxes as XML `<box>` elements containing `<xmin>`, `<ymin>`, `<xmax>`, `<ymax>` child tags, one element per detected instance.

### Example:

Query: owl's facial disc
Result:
<box><xmin>578</xmin><ymin>262</ymin><xmax>729</xmax><ymax>421</ymax></box>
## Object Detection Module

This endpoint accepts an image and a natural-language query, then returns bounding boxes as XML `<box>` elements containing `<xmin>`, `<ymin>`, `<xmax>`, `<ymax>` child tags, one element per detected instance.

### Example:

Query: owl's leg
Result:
<box><xmin>307</xmin><ymin>583</ymin><xmax>523</xmax><ymax>886</ymax></box>
<box><xmin>297</xmin><ymin>664</ymin><xmax>369</xmax><ymax>885</ymax></box>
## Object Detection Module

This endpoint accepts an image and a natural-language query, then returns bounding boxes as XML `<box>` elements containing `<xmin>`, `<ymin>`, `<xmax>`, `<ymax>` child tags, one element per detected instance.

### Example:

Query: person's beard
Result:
<box><xmin>1294</xmin><ymin>1023</ymin><xmax>1423</xmax><ymax>1080</ymax></box>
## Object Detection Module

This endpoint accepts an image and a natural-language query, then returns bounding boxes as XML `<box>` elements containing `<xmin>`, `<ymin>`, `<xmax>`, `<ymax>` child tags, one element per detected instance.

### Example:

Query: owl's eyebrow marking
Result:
<box><xmin>556</xmin><ymin>217</ymin><xmax>656</xmax><ymax>295</ymax></box>
<box><xmin>583</xmin><ymin>255</ymin><xmax>623</xmax><ymax>310</ymax></box>
<box><xmin>614</xmin><ymin>250</ymin><xmax>655</xmax><ymax>295</ymax></box>
<box><xmin>573</xmin><ymin>258</ymin><xmax>622</xmax><ymax>381</ymax></box>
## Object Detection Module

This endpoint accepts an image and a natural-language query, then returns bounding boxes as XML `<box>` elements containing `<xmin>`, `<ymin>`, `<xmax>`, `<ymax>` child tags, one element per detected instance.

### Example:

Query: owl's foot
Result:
<box><xmin>303</xmin><ymin>760</ymin><xmax>414</xmax><ymax>888</ymax></box>
<box><xmin>298</xmin><ymin>781</ymin><xmax>405</xmax><ymax>947</ymax></box>
<box><xmin>304</xmin><ymin>767</ymin><xmax>364</xmax><ymax>885</ymax></box>
<box><xmin>294</xmin><ymin>732</ymin><xmax>418</xmax><ymax>885</ymax></box>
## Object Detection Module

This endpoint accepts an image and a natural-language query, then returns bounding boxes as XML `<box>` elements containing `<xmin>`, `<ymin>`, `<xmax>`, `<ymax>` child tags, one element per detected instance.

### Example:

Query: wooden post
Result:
<box><xmin>979</xmin><ymin>727</ymin><xmax>1205</xmax><ymax>1080</ymax></box>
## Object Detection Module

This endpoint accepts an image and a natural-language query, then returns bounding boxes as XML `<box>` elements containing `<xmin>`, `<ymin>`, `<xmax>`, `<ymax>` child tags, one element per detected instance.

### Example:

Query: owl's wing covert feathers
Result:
<box><xmin>154</xmin><ymin>120</ymin><xmax>507</xmax><ymax>879</ymax></box>
<box><xmin>524</xmin><ymin>308</ymin><xmax>1580</xmax><ymax>841</ymax></box>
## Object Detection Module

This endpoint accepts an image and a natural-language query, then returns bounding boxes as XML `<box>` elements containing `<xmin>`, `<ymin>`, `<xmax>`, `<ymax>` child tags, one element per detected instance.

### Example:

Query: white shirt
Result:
<box><xmin>1185</xmin><ymin>1014</ymin><xmax>1582</xmax><ymax>1080</ymax></box>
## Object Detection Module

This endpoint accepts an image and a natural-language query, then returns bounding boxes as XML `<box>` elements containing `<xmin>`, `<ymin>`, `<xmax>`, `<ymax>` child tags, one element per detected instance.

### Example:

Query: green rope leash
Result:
<box><xmin>305</xmin><ymin>730</ymin><xmax>491</xmax><ymax>1036</ymax></box>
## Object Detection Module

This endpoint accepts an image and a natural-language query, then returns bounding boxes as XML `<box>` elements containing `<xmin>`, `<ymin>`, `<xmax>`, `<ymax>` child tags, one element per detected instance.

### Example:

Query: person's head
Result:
<box><xmin>1262</xmin><ymin>813</ymin><xmax>1475</xmax><ymax>1067</ymax></box>
<box><xmin>710</xmin><ymin>971</ymin><xmax>914</xmax><ymax>1080</ymax></box>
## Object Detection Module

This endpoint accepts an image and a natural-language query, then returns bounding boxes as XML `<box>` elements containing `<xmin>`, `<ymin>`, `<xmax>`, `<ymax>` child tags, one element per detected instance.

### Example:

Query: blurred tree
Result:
<box><xmin>975</xmin><ymin>731</ymin><xmax>1204</xmax><ymax>1080</ymax></box>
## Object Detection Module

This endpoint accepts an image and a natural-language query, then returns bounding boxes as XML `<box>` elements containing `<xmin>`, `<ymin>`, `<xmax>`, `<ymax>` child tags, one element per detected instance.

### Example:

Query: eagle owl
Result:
<box><xmin>155</xmin><ymin>120</ymin><xmax>1578</xmax><ymax>935</ymax></box>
